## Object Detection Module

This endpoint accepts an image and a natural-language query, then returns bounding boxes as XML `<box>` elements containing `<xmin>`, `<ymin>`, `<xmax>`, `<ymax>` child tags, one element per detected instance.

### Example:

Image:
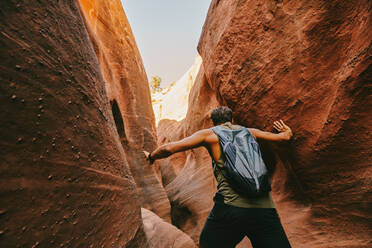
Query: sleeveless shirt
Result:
<box><xmin>213</xmin><ymin>122</ymin><xmax>275</xmax><ymax>208</ymax></box>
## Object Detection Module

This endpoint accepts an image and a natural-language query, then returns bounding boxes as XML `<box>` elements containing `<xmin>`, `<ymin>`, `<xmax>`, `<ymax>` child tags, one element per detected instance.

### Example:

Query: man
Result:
<box><xmin>144</xmin><ymin>106</ymin><xmax>292</xmax><ymax>248</ymax></box>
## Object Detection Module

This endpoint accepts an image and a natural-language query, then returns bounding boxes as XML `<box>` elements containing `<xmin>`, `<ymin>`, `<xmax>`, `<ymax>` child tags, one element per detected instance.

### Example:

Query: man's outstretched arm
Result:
<box><xmin>249</xmin><ymin>120</ymin><xmax>293</xmax><ymax>141</ymax></box>
<box><xmin>144</xmin><ymin>129</ymin><xmax>210</xmax><ymax>163</ymax></box>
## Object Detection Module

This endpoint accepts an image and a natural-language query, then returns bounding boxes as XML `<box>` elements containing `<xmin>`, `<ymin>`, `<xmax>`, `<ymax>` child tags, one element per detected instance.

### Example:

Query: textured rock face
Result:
<box><xmin>158</xmin><ymin>0</ymin><xmax>371</xmax><ymax>247</ymax></box>
<box><xmin>198</xmin><ymin>0</ymin><xmax>371</xmax><ymax>247</ymax></box>
<box><xmin>141</xmin><ymin>208</ymin><xmax>197</xmax><ymax>248</ymax></box>
<box><xmin>78</xmin><ymin>0</ymin><xmax>171</xmax><ymax>221</ymax></box>
<box><xmin>0</xmin><ymin>0</ymin><xmax>157</xmax><ymax>247</ymax></box>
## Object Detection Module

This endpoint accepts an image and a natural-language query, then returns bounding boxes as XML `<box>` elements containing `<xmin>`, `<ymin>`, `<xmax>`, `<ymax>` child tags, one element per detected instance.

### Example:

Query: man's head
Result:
<box><xmin>211</xmin><ymin>106</ymin><xmax>233</xmax><ymax>125</ymax></box>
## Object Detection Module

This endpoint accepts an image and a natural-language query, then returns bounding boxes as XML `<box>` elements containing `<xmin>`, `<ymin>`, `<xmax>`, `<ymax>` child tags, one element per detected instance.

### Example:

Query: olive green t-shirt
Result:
<box><xmin>213</xmin><ymin>122</ymin><xmax>275</xmax><ymax>208</ymax></box>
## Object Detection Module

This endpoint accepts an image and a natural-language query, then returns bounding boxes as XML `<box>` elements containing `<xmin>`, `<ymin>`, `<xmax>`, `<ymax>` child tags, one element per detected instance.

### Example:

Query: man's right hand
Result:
<box><xmin>273</xmin><ymin>120</ymin><xmax>292</xmax><ymax>134</ymax></box>
<box><xmin>249</xmin><ymin>119</ymin><xmax>293</xmax><ymax>141</ymax></box>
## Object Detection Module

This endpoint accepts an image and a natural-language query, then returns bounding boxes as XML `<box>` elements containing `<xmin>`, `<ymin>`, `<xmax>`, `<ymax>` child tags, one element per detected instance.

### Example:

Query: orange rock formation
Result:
<box><xmin>1</xmin><ymin>0</ymin><xmax>370</xmax><ymax>247</ymax></box>
<box><xmin>0</xmin><ymin>0</ymin><xmax>176</xmax><ymax>247</ymax></box>
<box><xmin>78</xmin><ymin>0</ymin><xmax>171</xmax><ymax>223</ymax></box>
<box><xmin>0</xmin><ymin>0</ymin><xmax>147</xmax><ymax>247</ymax></box>
<box><xmin>158</xmin><ymin>0</ymin><xmax>371</xmax><ymax>247</ymax></box>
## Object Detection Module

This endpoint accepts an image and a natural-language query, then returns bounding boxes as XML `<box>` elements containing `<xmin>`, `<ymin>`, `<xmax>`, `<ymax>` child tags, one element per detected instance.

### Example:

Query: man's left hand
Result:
<box><xmin>143</xmin><ymin>151</ymin><xmax>150</xmax><ymax>159</ymax></box>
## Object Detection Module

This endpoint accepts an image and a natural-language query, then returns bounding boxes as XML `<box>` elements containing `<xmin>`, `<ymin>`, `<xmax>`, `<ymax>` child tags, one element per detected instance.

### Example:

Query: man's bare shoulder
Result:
<box><xmin>195</xmin><ymin>128</ymin><xmax>218</xmax><ymax>144</ymax></box>
<box><xmin>193</xmin><ymin>128</ymin><xmax>215</xmax><ymax>136</ymax></box>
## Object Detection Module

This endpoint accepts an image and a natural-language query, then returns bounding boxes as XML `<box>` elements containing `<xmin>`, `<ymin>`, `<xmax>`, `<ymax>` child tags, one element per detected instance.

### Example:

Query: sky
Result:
<box><xmin>121</xmin><ymin>0</ymin><xmax>211</xmax><ymax>87</ymax></box>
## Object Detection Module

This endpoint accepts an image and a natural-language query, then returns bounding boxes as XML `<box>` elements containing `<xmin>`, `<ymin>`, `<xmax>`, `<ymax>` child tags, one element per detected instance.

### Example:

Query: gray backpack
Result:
<box><xmin>211</xmin><ymin>125</ymin><xmax>271</xmax><ymax>198</ymax></box>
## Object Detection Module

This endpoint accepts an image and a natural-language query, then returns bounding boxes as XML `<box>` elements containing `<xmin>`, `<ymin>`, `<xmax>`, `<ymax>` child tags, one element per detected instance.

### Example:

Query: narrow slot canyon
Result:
<box><xmin>0</xmin><ymin>1</ymin><xmax>371</xmax><ymax>248</ymax></box>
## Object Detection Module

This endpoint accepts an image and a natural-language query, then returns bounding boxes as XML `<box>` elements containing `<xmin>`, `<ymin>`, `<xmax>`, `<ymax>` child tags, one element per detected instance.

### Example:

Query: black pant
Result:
<box><xmin>200</xmin><ymin>201</ymin><xmax>291</xmax><ymax>248</ymax></box>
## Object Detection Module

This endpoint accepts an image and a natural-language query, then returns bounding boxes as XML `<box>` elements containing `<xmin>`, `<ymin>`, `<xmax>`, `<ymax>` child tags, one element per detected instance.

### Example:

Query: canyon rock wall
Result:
<box><xmin>0</xmin><ymin>0</ymin><xmax>179</xmax><ymax>247</ymax></box>
<box><xmin>1</xmin><ymin>0</ymin><xmax>370</xmax><ymax>247</ymax></box>
<box><xmin>78</xmin><ymin>0</ymin><xmax>171</xmax><ymax>223</ymax></box>
<box><xmin>158</xmin><ymin>0</ymin><xmax>371</xmax><ymax>247</ymax></box>
<box><xmin>0</xmin><ymin>0</ymin><xmax>147</xmax><ymax>247</ymax></box>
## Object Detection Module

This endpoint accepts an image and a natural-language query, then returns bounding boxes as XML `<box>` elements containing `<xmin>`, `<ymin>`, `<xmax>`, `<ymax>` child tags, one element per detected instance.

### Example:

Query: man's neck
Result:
<box><xmin>217</xmin><ymin>121</ymin><xmax>232</xmax><ymax>126</ymax></box>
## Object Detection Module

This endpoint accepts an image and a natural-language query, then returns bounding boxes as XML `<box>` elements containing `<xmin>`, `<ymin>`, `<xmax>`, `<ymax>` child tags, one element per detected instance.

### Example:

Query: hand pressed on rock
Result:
<box><xmin>143</xmin><ymin>150</ymin><xmax>150</xmax><ymax>158</ymax></box>
<box><xmin>273</xmin><ymin>119</ymin><xmax>292</xmax><ymax>133</ymax></box>
<box><xmin>143</xmin><ymin>150</ymin><xmax>154</xmax><ymax>164</ymax></box>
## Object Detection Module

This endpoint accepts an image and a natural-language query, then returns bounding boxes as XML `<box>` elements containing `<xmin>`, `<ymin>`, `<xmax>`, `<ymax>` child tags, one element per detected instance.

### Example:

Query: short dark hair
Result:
<box><xmin>211</xmin><ymin>107</ymin><xmax>233</xmax><ymax>125</ymax></box>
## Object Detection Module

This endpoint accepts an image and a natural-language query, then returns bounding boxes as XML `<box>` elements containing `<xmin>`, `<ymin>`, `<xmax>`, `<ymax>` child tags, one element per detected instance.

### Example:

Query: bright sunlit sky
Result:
<box><xmin>121</xmin><ymin>0</ymin><xmax>211</xmax><ymax>87</ymax></box>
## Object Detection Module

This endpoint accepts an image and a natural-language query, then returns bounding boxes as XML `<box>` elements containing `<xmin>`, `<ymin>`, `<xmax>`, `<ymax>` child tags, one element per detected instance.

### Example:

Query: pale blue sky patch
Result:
<box><xmin>121</xmin><ymin>0</ymin><xmax>211</xmax><ymax>86</ymax></box>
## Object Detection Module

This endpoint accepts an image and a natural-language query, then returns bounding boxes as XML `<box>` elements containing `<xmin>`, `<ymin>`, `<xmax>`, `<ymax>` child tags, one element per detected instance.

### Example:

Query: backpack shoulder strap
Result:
<box><xmin>211</xmin><ymin>126</ymin><xmax>231</xmax><ymax>143</ymax></box>
<box><xmin>243</xmin><ymin>127</ymin><xmax>257</xmax><ymax>143</ymax></box>
<box><xmin>212</xmin><ymin>125</ymin><xmax>253</xmax><ymax>143</ymax></box>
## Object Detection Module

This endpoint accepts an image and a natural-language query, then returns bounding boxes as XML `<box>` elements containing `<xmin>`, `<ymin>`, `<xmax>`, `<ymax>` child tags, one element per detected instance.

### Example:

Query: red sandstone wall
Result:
<box><xmin>78</xmin><ymin>0</ymin><xmax>171</xmax><ymax>222</ymax></box>
<box><xmin>0</xmin><ymin>0</ymin><xmax>146</xmax><ymax>247</ymax></box>
<box><xmin>158</xmin><ymin>0</ymin><xmax>371</xmax><ymax>247</ymax></box>
<box><xmin>1</xmin><ymin>0</ymin><xmax>370</xmax><ymax>247</ymax></box>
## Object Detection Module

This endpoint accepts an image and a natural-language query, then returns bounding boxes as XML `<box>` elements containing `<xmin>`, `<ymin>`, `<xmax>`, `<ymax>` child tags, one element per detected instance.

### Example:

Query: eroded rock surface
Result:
<box><xmin>0</xmin><ymin>0</ymin><xmax>146</xmax><ymax>247</ymax></box>
<box><xmin>79</xmin><ymin>0</ymin><xmax>171</xmax><ymax>222</ymax></box>
<box><xmin>141</xmin><ymin>208</ymin><xmax>196</xmax><ymax>248</ymax></box>
<box><xmin>158</xmin><ymin>0</ymin><xmax>371</xmax><ymax>247</ymax></box>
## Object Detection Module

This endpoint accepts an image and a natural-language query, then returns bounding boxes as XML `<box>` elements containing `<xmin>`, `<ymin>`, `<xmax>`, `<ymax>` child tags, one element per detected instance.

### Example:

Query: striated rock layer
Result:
<box><xmin>158</xmin><ymin>0</ymin><xmax>371</xmax><ymax>247</ymax></box>
<box><xmin>78</xmin><ymin>0</ymin><xmax>171</xmax><ymax>222</ymax></box>
<box><xmin>0</xmin><ymin>0</ymin><xmax>165</xmax><ymax>247</ymax></box>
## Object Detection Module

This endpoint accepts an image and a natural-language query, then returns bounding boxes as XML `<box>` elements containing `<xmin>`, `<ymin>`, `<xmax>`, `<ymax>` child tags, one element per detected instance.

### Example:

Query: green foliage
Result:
<box><xmin>149</xmin><ymin>75</ymin><xmax>162</xmax><ymax>93</ymax></box>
